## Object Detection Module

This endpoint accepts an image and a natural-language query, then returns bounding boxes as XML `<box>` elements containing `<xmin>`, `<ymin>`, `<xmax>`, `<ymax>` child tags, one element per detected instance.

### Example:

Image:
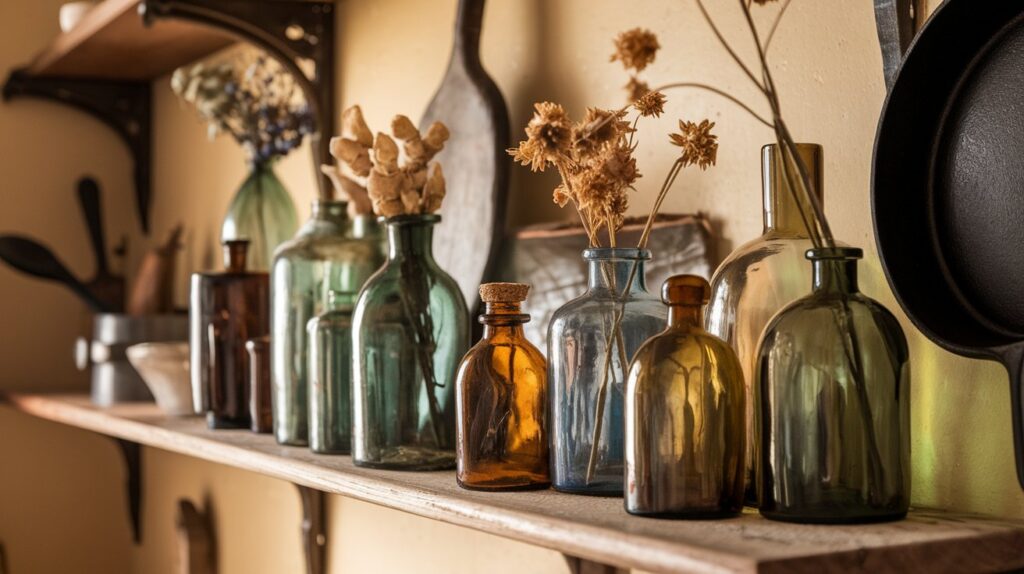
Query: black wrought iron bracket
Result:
<box><xmin>114</xmin><ymin>438</ymin><xmax>143</xmax><ymax>544</ymax></box>
<box><xmin>296</xmin><ymin>484</ymin><xmax>326</xmax><ymax>574</ymax></box>
<box><xmin>140</xmin><ymin>0</ymin><xmax>336</xmax><ymax>198</ymax></box>
<box><xmin>1</xmin><ymin>72</ymin><xmax>153</xmax><ymax>232</ymax></box>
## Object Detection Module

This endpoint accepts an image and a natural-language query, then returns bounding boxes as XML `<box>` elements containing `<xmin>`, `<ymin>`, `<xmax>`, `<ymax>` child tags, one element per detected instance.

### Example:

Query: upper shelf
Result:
<box><xmin>27</xmin><ymin>0</ymin><xmax>233</xmax><ymax>79</ymax></box>
<box><xmin>5</xmin><ymin>392</ymin><xmax>1024</xmax><ymax>574</ymax></box>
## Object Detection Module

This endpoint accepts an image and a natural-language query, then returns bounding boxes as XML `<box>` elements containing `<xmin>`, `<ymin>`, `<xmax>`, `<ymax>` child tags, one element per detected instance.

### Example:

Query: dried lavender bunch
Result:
<box><xmin>171</xmin><ymin>55</ymin><xmax>314</xmax><ymax>165</ymax></box>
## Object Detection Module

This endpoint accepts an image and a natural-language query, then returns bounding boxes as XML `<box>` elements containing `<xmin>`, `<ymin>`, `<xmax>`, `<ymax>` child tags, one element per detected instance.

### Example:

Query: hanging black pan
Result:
<box><xmin>873</xmin><ymin>0</ymin><xmax>1024</xmax><ymax>489</ymax></box>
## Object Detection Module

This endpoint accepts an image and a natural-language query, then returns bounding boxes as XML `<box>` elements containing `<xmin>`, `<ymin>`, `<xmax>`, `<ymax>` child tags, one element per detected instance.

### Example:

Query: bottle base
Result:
<box><xmin>457</xmin><ymin>479</ymin><xmax>551</xmax><ymax>492</ymax></box>
<box><xmin>311</xmin><ymin>446</ymin><xmax>351</xmax><ymax>456</ymax></box>
<box><xmin>206</xmin><ymin>413</ymin><xmax>249</xmax><ymax>430</ymax></box>
<box><xmin>354</xmin><ymin>446</ymin><xmax>456</xmax><ymax>471</ymax></box>
<box><xmin>552</xmin><ymin>483</ymin><xmax>623</xmax><ymax>497</ymax></box>
<box><xmin>626</xmin><ymin>507</ymin><xmax>743</xmax><ymax>520</ymax></box>
<box><xmin>354</xmin><ymin>459</ymin><xmax>456</xmax><ymax>472</ymax></box>
<box><xmin>760</xmin><ymin>510</ymin><xmax>908</xmax><ymax>525</ymax></box>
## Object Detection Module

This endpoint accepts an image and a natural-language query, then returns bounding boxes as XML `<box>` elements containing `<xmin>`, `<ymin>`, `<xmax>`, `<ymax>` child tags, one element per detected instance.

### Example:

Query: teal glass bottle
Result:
<box><xmin>352</xmin><ymin>214</ymin><xmax>470</xmax><ymax>470</ymax></box>
<box><xmin>221</xmin><ymin>161</ymin><xmax>298</xmax><ymax>271</ymax></box>
<box><xmin>307</xmin><ymin>290</ymin><xmax>356</xmax><ymax>454</ymax></box>
<box><xmin>756</xmin><ymin>247</ymin><xmax>910</xmax><ymax>523</ymax></box>
<box><xmin>271</xmin><ymin>201</ymin><xmax>383</xmax><ymax>446</ymax></box>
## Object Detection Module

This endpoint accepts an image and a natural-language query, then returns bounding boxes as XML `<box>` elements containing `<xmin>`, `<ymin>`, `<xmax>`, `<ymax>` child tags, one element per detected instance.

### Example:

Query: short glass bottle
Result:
<box><xmin>189</xmin><ymin>240</ymin><xmax>269</xmax><ymax>429</ymax></box>
<box><xmin>625</xmin><ymin>275</ymin><xmax>745</xmax><ymax>518</ymax></box>
<box><xmin>704</xmin><ymin>143</ymin><xmax>824</xmax><ymax>504</ymax></box>
<box><xmin>352</xmin><ymin>214</ymin><xmax>470</xmax><ymax>470</ymax></box>
<box><xmin>271</xmin><ymin>200</ymin><xmax>384</xmax><ymax>446</ymax></box>
<box><xmin>456</xmin><ymin>282</ymin><xmax>549</xmax><ymax>491</ymax></box>
<box><xmin>548</xmin><ymin>248</ymin><xmax>666</xmax><ymax>495</ymax></box>
<box><xmin>756</xmin><ymin>247</ymin><xmax>910</xmax><ymax>524</ymax></box>
<box><xmin>307</xmin><ymin>290</ymin><xmax>356</xmax><ymax>454</ymax></box>
<box><xmin>246</xmin><ymin>335</ymin><xmax>273</xmax><ymax>433</ymax></box>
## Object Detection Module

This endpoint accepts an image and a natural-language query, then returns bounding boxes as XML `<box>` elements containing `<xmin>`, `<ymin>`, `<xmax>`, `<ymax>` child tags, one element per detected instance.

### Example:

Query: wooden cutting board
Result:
<box><xmin>419</xmin><ymin>0</ymin><xmax>510</xmax><ymax>311</ymax></box>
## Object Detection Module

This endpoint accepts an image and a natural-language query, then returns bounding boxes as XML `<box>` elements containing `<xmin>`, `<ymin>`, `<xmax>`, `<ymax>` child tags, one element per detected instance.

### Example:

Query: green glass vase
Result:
<box><xmin>352</xmin><ymin>214</ymin><xmax>470</xmax><ymax>470</ymax></box>
<box><xmin>221</xmin><ymin>161</ymin><xmax>298</xmax><ymax>271</ymax></box>
<box><xmin>270</xmin><ymin>201</ymin><xmax>384</xmax><ymax>446</ymax></box>
<box><xmin>307</xmin><ymin>290</ymin><xmax>357</xmax><ymax>454</ymax></box>
<box><xmin>756</xmin><ymin>247</ymin><xmax>910</xmax><ymax>524</ymax></box>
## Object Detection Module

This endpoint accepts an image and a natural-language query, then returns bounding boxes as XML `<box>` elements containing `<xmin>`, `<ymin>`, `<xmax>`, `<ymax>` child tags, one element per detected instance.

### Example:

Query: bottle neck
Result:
<box><xmin>223</xmin><ymin>241</ymin><xmax>248</xmax><ymax>272</ymax></box>
<box><xmin>480</xmin><ymin>302</ymin><xmax>529</xmax><ymax>340</ymax></box>
<box><xmin>762</xmin><ymin>143</ymin><xmax>823</xmax><ymax>236</ymax></box>
<box><xmin>386</xmin><ymin>217</ymin><xmax>436</xmax><ymax>263</ymax></box>
<box><xmin>586</xmin><ymin>254</ymin><xmax>649</xmax><ymax>295</ymax></box>
<box><xmin>667</xmin><ymin>305</ymin><xmax>702</xmax><ymax>329</ymax></box>
<box><xmin>811</xmin><ymin>258</ymin><xmax>859</xmax><ymax>294</ymax></box>
<box><xmin>310</xmin><ymin>200</ymin><xmax>349</xmax><ymax>227</ymax></box>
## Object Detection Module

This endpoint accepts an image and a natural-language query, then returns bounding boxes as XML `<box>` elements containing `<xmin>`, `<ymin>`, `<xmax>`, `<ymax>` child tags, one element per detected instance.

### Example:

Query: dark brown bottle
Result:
<box><xmin>190</xmin><ymin>240</ymin><xmax>269</xmax><ymax>429</ymax></box>
<box><xmin>455</xmin><ymin>283</ymin><xmax>549</xmax><ymax>491</ymax></box>
<box><xmin>246</xmin><ymin>335</ymin><xmax>273</xmax><ymax>433</ymax></box>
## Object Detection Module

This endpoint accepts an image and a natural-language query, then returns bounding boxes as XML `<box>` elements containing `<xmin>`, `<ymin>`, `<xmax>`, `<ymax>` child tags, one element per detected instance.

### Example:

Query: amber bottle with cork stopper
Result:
<box><xmin>625</xmin><ymin>275</ymin><xmax>745</xmax><ymax>518</ymax></box>
<box><xmin>456</xmin><ymin>282</ymin><xmax>549</xmax><ymax>491</ymax></box>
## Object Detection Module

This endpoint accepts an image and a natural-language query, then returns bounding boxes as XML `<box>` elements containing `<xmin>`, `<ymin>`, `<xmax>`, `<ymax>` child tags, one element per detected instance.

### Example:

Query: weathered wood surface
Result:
<box><xmin>6</xmin><ymin>393</ymin><xmax>1024</xmax><ymax>574</ymax></box>
<box><xmin>28</xmin><ymin>0</ymin><xmax>233</xmax><ymax>80</ymax></box>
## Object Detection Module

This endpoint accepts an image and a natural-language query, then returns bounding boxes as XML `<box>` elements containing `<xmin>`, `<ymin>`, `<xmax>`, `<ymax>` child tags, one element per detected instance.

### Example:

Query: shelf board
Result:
<box><xmin>5</xmin><ymin>392</ymin><xmax>1024</xmax><ymax>574</ymax></box>
<box><xmin>27</xmin><ymin>0</ymin><xmax>233</xmax><ymax>79</ymax></box>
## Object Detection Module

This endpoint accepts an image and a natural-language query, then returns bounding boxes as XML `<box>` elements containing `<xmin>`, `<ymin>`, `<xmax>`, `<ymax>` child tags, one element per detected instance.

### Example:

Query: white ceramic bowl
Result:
<box><xmin>126</xmin><ymin>342</ymin><xmax>193</xmax><ymax>416</ymax></box>
<box><xmin>59</xmin><ymin>1</ymin><xmax>97</xmax><ymax>33</ymax></box>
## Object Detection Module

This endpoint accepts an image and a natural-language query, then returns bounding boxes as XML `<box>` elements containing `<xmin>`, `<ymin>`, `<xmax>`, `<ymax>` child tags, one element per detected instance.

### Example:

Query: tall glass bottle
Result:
<box><xmin>190</xmin><ymin>240</ymin><xmax>269</xmax><ymax>429</ymax></box>
<box><xmin>625</xmin><ymin>275</ymin><xmax>745</xmax><ymax>518</ymax></box>
<box><xmin>271</xmin><ymin>201</ymin><xmax>383</xmax><ymax>446</ymax></box>
<box><xmin>352</xmin><ymin>214</ymin><xmax>469</xmax><ymax>470</ymax></box>
<box><xmin>307</xmin><ymin>290</ymin><xmax>356</xmax><ymax>454</ymax></box>
<box><xmin>221</xmin><ymin>161</ymin><xmax>298</xmax><ymax>271</ymax></box>
<box><xmin>705</xmin><ymin>143</ymin><xmax>824</xmax><ymax>503</ymax></box>
<box><xmin>548</xmin><ymin>248</ymin><xmax>665</xmax><ymax>495</ymax></box>
<box><xmin>456</xmin><ymin>283</ymin><xmax>549</xmax><ymax>491</ymax></box>
<box><xmin>756</xmin><ymin>247</ymin><xmax>910</xmax><ymax>524</ymax></box>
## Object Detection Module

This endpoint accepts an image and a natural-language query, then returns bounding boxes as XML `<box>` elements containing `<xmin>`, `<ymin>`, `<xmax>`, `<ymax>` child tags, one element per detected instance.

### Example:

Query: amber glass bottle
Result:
<box><xmin>456</xmin><ymin>283</ymin><xmax>549</xmax><ymax>491</ymax></box>
<box><xmin>625</xmin><ymin>275</ymin><xmax>745</xmax><ymax>518</ymax></box>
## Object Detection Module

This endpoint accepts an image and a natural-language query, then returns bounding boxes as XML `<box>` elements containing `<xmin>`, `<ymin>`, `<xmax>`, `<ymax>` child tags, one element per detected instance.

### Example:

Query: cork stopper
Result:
<box><xmin>223</xmin><ymin>239</ymin><xmax>249</xmax><ymax>273</ymax></box>
<box><xmin>662</xmin><ymin>275</ymin><xmax>710</xmax><ymax>306</ymax></box>
<box><xmin>479</xmin><ymin>282</ymin><xmax>530</xmax><ymax>303</ymax></box>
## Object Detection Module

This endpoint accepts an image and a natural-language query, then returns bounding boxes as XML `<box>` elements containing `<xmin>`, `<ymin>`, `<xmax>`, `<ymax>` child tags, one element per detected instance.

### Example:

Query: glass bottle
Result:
<box><xmin>548</xmin><ymin>248</ymin><xmax>665</xmax><ymax>495</ymax></box>
<box><xmin>456</xmin><ymin>283</ymin><xmax>549</xmax><ymax>491</ymax></box>
<box><xmin>221</xmin><ymin>161</ymin><xmax>298</xmax><ymax>271</ymax></box>
<box><xmin>352</xmin><ymin>214</ymin><xmax>470</xmax><ymax>470</ymax></box>
<box><xmin>189</xmin><ymin>240</ymin><xmax>269</xmax><ymax>429</ymax></box>
<box><xmin>756</xmin><ymin>247</ymin><xmax>910</xmax><ymax>524</ymax></box>
<box><xmin>704</xmin><ymin>143</ymin><xmax>824</xmax><ymax>504</ymax></box>
<box><xmin>307</xmin><ymin>290</ymin><xmax>356</xmax><ymax>454</ymax></box>
<box><xmin>271</xmin><ymin>201</ymin><xmax>384</xmax><ymax>446</ymax></box>
<box><xmin>625</xmin><ymin>275</ymin><xmax>745</xmax><ymax>518</ymax></box>
<box><xmin>246</xmin><ymin>336</ymin><xmax>272</xmax><ymax>434</ymax></box>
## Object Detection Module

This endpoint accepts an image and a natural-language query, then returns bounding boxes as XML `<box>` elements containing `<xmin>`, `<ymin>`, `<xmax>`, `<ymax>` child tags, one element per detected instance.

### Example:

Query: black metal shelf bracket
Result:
<box><xmin>140</xmin><ymin>0</ymin><xmax>337</xmax><ymax>198</ymax></box>
<box><xmin>114</xmin><ymin>438</ymin><xmax>143</xmax><ymax>544</ymax></box>
<box><xmin>1</xmin><ymin>72</ymin><xmax>153</xmax><ymax>233</ymax></box>
<box><xmin>296</xmin><ymin>484</ymin><xmax>326</xmax><ymax>574</ymax></box>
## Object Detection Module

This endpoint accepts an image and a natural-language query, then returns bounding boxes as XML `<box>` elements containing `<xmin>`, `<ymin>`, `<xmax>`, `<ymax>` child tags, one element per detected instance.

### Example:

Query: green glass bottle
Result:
<box><xmin>221</xmin><ymin>161</ymin><xmax>298</xmax><ymax>271</ymax></box>
<box><xmin>352</xmin><ymin>214</ymin><xmax>470</xmax><ymax>470</ymax></box>
<box><xmin>756</xmin><ymin>247</ymin><xmax>910</xmax><ymax>524</ymax></box>
<box><xmin>271</xmin><ymin>201</ymin><xmax>383</xmax><ymax>446</ymax></box>
<box><xmin>625</xmin><ymin>275</ymin><xmax>745</xmax><ymax>518</ymax></box>
<box><xmin>307</xmin><ymin>290</ymin><xmax>357</xmax><ymax>454</ymax></box>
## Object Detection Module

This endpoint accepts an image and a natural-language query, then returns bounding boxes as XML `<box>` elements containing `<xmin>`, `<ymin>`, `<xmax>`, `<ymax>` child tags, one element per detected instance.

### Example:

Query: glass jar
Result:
<box><xmin>625</xmin><ymin>275</ymin><xmax>745</xmax><ymax>518</ymax></box>
<box><xmin>307</xmin><ymin>291</ymin><xmax>356</xmax><ymax>454</ymax></box>
<box><xmin>705</xmin><ymin>143</ymin><xmax>824</xmax><ymax>504</ymax></box>
<box><xmin>271</xmin><ymin>201</ymin><xmax>384</xmax><ymax>446</ymax></box>
<box><xmin>549</xmin><ymin>248</ymin><xmax>665</xmax><ymax>495</ymax></box>
<box><xmin>189</xmin><ymin>240</ymin><xmax>269</xmax><ymax>429</ymax></box>
<box><xmin>456</xmin><ymin>283</ymin><xmax>549</xmax><ymax>491</ymax></box>
<box><xmin>352</xmin><ymin>214</ymin><xmax>470</xmax><ymax>470</ymax></box>
<box><xmin>221</xmin><ymin>161</ymin><xmax>298</xmax><ymax>271</ymax></box>
<box><xmin>756</xmin><ymin>247</ymin><xmax>910</xmax><ymax>524</ymax></box>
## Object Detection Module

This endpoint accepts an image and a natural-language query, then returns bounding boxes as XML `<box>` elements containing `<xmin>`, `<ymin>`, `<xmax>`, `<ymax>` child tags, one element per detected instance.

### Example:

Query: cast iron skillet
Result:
<box><xmin>873</xmin><ymin>0</ymin><xmax>1024</xmax><ymax>489</ymax></box>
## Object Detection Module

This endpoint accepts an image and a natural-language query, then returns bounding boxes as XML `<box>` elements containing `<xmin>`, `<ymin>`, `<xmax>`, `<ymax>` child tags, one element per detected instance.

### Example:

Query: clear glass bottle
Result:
<box><xmin>705</xmin><ymin>143</ymin><xmax>824</xmax><ymax>504</ymax></box>
<box><xmin>221</xmin><ymin>161</ymin><xmax>298</xmax><ymax>271</ymax></box>
<box><xmin>756</xmin><ymin>247</ymin><xmax>910</xmax><ymax>524</ymax></box>
<box><xmin>549</xmin><ymin>248</ymin><xmax>666</xmax><ymax>495</ymax></box>
<box><xmin>307</xmin><ymin>290</ymin><xmax>356</xmax><ymax>454</ymax></box>
<box><xmin>456</xmin><ymin>283</ymin><xmax>549</xmax><ymax>491</ymax></box>
<box><xmin>352</xmin><ymin>214</ymin><xmax>470</xmax><ymax>470</ymax></box>
<box><xmin>189</xmin><ymin>240</ymin><xmax>269</xmax><ymax>429</ymax></box>
<box><xmin>271</xmin><ymin>201</ymin><xmax>384</xmax><ymax>446</ymax></box>
<box><xmin>625</xmin><ymin>275</ymin><xmax>745</xmax><ymax>518</ymax></box>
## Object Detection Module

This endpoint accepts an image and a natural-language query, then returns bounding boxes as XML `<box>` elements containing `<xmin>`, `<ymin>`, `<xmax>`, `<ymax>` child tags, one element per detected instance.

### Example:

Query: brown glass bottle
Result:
<box><xmin>246</xmin><ymin>335</ymin><xmax>273</xmax><ymax>433</ymax></box>
<box><xmin>455</xmin><ymin>283</ymin><xmax>549</xmax><ymax>491</ymax></box>
<box><xmin>190</xmin><ymin>240</ymin><xmax>269</xmax><ymax>429</ymax></box>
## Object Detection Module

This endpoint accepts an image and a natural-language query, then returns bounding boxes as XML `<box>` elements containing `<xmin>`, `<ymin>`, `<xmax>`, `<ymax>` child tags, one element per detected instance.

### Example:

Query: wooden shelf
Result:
<box><xmin>27</xmin><ymin>0</ymin><xmax>233</xmax><ymax>79</ymax></box>
<box><xmin>6</xmin><ymin>393</ymin><xmax>1024</xmax><ymax>574</ymax></box>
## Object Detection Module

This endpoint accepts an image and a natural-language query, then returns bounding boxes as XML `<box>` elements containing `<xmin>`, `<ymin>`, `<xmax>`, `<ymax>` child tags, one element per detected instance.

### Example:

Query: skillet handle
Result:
<box><xmin>1002</xmin><ymin>348</ymin><xmax>1024</xmax><ymax>490</ymax></box>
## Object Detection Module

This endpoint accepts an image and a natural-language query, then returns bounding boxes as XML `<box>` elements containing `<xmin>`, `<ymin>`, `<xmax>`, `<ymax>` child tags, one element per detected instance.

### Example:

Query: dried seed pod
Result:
<box><xmin>408</xmin><ymin>166</ymin><xmax>428</xmax><ymax>191</ymax></box>
<box><xmin>401</xmin><ymin>188</ymin><xmax>421</xmax><ymax>215</ymax></box>
<box><xmin>421</xmin><ymin>162</ymin><xmax>446</xmax><ymax>213</ymax></box>
<box><xmin>329</xmin><ymin>137</ymin><xmax>372</xmax><ymax>177</ymax></box>
<box><xmin>367</xmin><ymin>169</ymin><xmax>405</xmax><ymax>202</ymax></box>
<box><xmin>392</xmin><ymin>115</ymin><xmax>428</xmax><ymax>168</ymax></box>
<box><xmin>373</xmin><ymin>197</ymin><xmax>405</xmax><ymax>217</ymax></box>
<box><xmin>391</xmin><ymin>115</ymin><xmax>419</xmax><ymax>141</ymax></box>
<box><xmin>321</xmin><ymin>164</ymin><xmax>373</xmax><ymax>215</ymax></box>
<box><xmin>372</xmin><ymin>132</ymin><xmax>400</xmax><ymax>174</ymax></box>
<box><xmin>342</xmin><ymin>105</ymin><xmax>373</xmax><ymax>147</ymax></box>
<box><xmin>422</xmin><ymin>122</ymin><xmax>450</xmax><ymax>158</ymax></box>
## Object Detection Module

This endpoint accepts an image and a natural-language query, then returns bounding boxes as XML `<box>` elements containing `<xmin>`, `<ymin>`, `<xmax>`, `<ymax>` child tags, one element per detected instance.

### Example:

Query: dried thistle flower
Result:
<box><xmin>634</xmin><ymin>91</ymin><xmax>667</xmax><ymax>118</ymax></box>
<box><xmin>573</xmin><ymin>107</ymin><xmax>632</xmax><ymax>159</ymax></box>
<box><xmin>624</xmin><ymin>77</ymin><xmax>650</xmax><ymax>103</ymax></box>
<box><xmin>670</xmin><ymin>119</ymin><xmax>719</xmax><ymax>170</ymax></box>
<box><xmin>610</xmin><ymin>28</ymin><xmax>660</xmax><ymax>72</ymax></box>
<box><xmin>510</xmin><ymin>102</ymin><xmax>573</xmax><ymax>172</ymax></box>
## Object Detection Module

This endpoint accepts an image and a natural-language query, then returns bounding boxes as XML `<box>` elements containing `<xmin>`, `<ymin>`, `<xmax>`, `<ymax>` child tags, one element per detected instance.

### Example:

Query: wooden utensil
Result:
<box><xmin>127</xmin><ymin>225</ymin><xmax>182</xmax><ymax>315</ymax></box>
<box><xmin>419</xmin><ymin>0</ymin><xmax>510</xmax><ymax>311</ymax></box>
<box><xmin>77</xmin><ymin>177</ymin><xmax>125</xmax><ymax>312</ymax></box>
<box><xmin>0</xmin><ymin>235</ymin><xmax>110</xmax><ymax>312</ymax></box>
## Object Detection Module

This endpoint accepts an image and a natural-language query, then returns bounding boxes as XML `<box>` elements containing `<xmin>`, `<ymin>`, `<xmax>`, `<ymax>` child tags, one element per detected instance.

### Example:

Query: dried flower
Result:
<box><xmin>670</xmin><ymin>119</ymin><xmax>719</xmax><ymax>170</ymax></box>
<box><xmin>624</xmin><ymin>77</ymin><xmax>650</xmax><ymax>103</ymax></box>
<box><xmin>634</xmin><ymin>91</ymin><xmax>667</xmax><ymax>118</ymax></box>
<box><xmin>574</xmin><ymin>107</ymin><xmax>632</xmax><ymax>160</ymax></box>
<box><xmin>342</xmin><ymin>105</ymin><xmax>373</xmax><ymax>147</ymax></box>
<box><xmin>510</xmin><ymin>102</ymin><xmax>573</xmax><ymax>172</ymax></box>
<box><xmin>610</xmin><ymin>28</ymin><xmax>660</xmax><ymax>72</ymax></box>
